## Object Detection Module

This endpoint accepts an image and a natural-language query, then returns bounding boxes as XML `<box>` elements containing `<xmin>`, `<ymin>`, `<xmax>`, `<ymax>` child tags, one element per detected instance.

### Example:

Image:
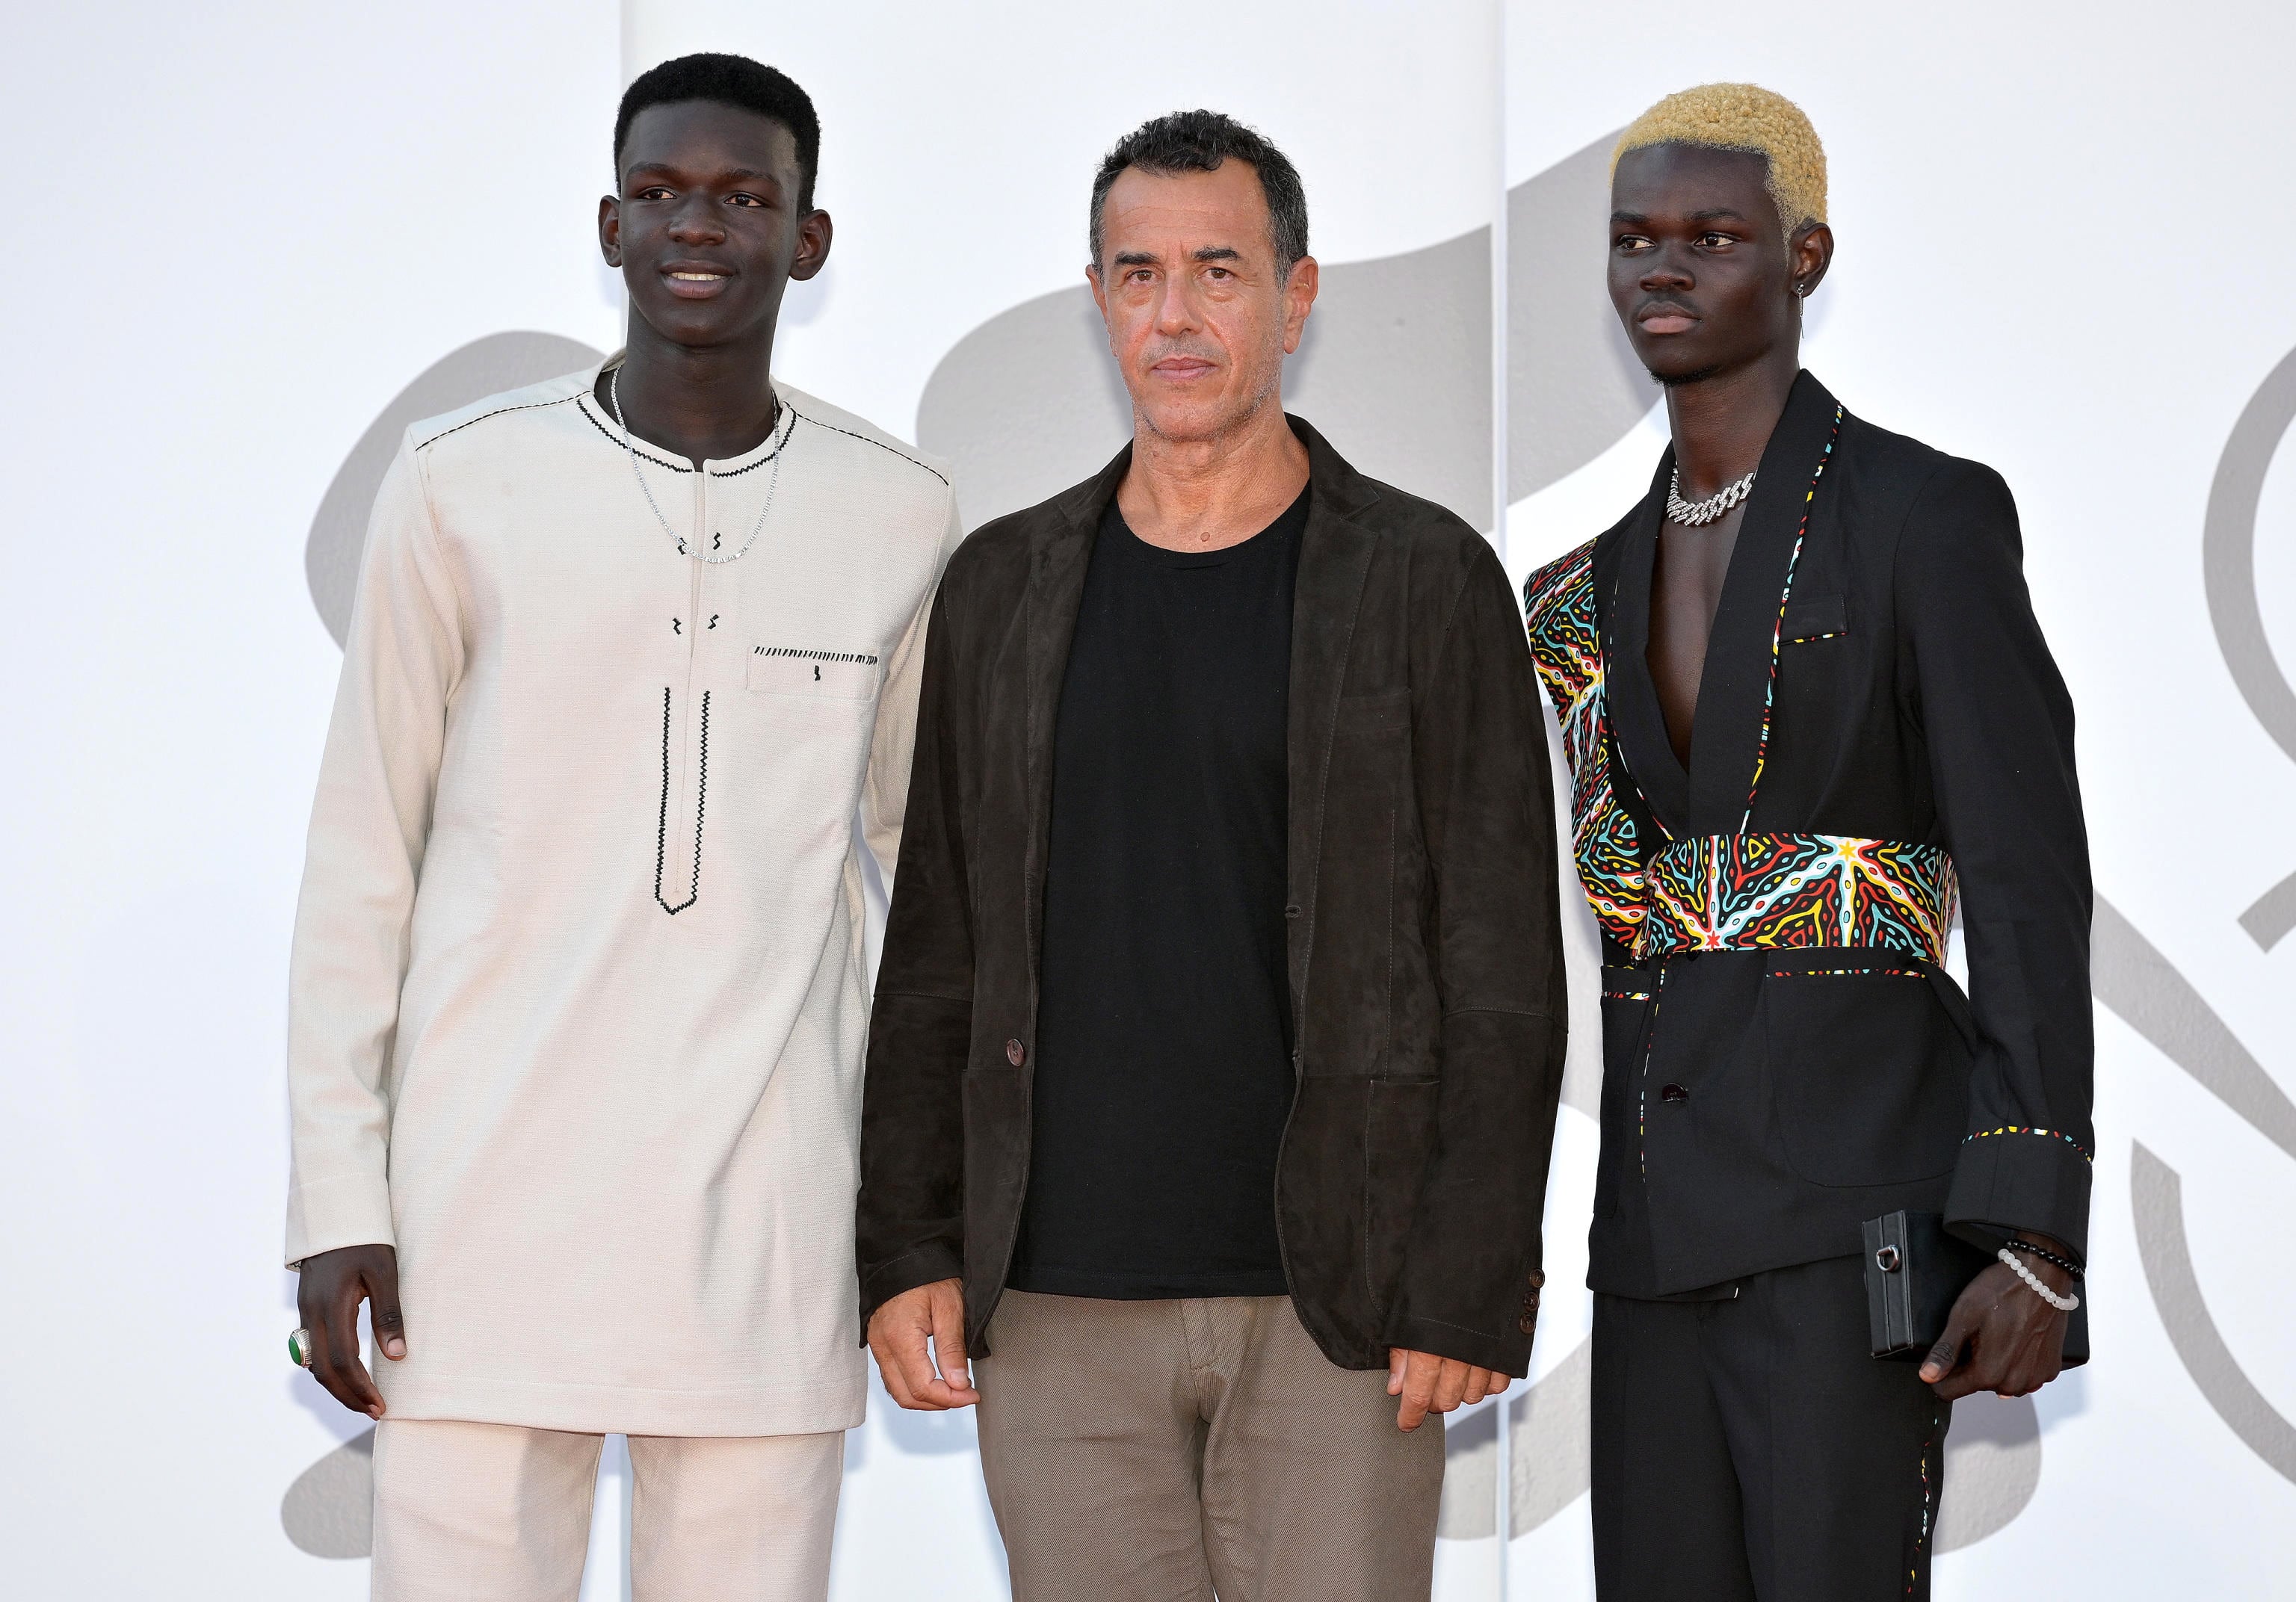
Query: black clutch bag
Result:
<box><xmin>1862</xmin><ymin>1210</ymin><xmax>2090</xmax><ymax>1364</ymax></box>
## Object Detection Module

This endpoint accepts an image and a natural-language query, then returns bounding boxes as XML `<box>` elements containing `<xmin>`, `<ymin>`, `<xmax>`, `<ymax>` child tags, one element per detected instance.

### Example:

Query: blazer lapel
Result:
<box><xmin>1605</xmin><ymin>448</ymin><xmax>1691</xmax><ymax>838</ymax></box>
<box><xmin>1020</xmin><ymin>446</ymin><xmax>1126</xmax><ymax>968</ymax></box>
<box><xmin>1684</xmin><ymin>370</ymin><xmax>1842</xmax><ymax>834</ymax></box>
<box><xmin>1285</xmin><ymin>419</ymin><xmax>1380</xmax><ymax>1018</ymax></box>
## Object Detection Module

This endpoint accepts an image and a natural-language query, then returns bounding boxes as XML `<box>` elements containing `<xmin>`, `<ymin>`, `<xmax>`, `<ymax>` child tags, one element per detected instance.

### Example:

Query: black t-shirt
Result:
<box><xmin>1007</xmin><ymin>485</ymin><xmax>1310</xmax><ymax>1299</ymax></box>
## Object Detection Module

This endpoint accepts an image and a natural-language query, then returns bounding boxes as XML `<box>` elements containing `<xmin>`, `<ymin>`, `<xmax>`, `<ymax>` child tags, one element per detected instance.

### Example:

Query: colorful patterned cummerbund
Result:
<box><xmin>1638</xmin><ymin>833</ymin><xmax>1957</xmax><ymax>963</ymax></box>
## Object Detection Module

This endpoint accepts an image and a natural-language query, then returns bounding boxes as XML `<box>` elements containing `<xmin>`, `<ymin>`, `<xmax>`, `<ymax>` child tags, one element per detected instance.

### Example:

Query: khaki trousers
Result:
<box><xmin>974</xmin><ymin>1291</ymin><xmax>1444</xmax><ymax>1602</ymax></box>
<box><xmin>369</xmin><ymin>1419</ymin><xmax>842</xmax><ymax>1602</ymax></box>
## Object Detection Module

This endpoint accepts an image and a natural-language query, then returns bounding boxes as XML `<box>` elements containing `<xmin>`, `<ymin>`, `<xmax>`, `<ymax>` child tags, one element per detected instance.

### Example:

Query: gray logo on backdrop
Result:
<box><xmin>288</xmin><ymin>146</ymin><xmax>2296</xmax><ymax>1560</ymax></box>
<box><xmin>2208</xmin><ymin>345</ymin><xmax>2296</xmax><ymax>950</ymax></box>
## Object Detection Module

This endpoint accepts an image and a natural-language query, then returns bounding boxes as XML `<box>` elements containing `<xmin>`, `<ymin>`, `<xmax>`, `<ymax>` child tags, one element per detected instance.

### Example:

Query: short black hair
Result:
<box><xmin>614</xmin><ymin>53</ymin><xmax>822</xmax><ymax>213</ymax></box>
<box><xmin>1090</xmin><ymin>110</ymin><xmax>1309</xmax><ymax>273</ymax></box>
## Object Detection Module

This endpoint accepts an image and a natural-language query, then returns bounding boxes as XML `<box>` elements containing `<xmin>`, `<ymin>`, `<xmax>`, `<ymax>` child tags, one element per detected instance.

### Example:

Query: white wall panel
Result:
<box><xmin>0</xmin><ymin>4</ymin><xmax>622</xmax><ymax>1598</ymax></box>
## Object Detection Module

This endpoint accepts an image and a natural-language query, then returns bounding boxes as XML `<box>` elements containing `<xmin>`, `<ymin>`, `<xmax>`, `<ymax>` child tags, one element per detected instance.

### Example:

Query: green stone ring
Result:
<box><xmin>288</xmin><ymin>1328</ymin><xmax>315</xmax><ymax>1369</ymax></box>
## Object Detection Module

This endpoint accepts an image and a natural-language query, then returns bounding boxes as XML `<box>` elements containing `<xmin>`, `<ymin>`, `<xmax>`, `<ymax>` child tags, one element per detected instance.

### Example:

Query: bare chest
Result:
<box><xmin>1645</xmin><ymin>506</ymin><xmax>1747</xmax><ymax>765</ymax></box>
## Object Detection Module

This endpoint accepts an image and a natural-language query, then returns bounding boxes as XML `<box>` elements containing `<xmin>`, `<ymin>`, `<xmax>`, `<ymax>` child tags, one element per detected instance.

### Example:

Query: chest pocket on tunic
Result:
<box><xmin>1780</xmin><ymin>594</ymin><xmax>1847</xmax><ymax>644</ymax></box>
<box><xmin>747</xmin><ymin>648</ymin><xmax>880</xmax><ymax>701</ymax></box>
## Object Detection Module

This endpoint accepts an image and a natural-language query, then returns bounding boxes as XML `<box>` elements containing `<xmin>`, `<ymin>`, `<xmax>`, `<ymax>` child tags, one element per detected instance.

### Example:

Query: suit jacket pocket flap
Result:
<box><xmin>1781</xmin><ymin>594</ymin><xmax>1847</xmax><ymax>642</ymax></box>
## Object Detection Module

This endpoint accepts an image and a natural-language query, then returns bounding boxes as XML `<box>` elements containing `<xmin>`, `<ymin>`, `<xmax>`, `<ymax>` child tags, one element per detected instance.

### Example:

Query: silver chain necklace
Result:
<box><xmin>1667</xmin><ymin>466</ymin><xmax>1755</xmax><ymax>527</ymax></box>
<box><xmin>607</xmin><ymin>367</ymin><xmax>792</xmax><ymax>563</ymax></box>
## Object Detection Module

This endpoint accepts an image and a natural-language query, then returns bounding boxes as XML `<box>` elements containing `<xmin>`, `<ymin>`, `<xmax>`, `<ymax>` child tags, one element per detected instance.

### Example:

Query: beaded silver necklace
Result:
<box><xmin>1667</xmin><ymin>466</ymin><xmax>1755</xmax><ymax>527</ymax></box>
<box><xmin>606</xmin><ymin>367</ymin><xmax>792</xmax><ymax>563</ymax></box>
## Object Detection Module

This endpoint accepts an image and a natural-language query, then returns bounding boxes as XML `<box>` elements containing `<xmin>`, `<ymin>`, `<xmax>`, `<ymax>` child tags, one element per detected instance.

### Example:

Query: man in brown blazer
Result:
<box><xmin>856</xmin><ymin>110</ymin><xmax>1567</xmax><ymax>1601</ymax></box>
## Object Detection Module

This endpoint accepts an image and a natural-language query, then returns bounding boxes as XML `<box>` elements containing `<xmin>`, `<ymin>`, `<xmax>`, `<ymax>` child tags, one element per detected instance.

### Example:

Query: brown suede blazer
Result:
<box><xmin>856</xmin><ymin>418</ymin><xmax>1568</xmax><ymax>1374</ymax></box>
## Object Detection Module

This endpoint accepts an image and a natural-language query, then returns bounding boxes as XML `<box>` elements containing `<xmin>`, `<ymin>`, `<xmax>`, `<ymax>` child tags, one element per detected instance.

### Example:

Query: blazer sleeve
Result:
<box><xmin>1382</xmin><ymin>542</ymin><xmax>1571</xmax><ymax>1373</ymax></box>
<box><xmin>283</xmin><ymin>434</ymin><xmax>465</xmax><ymax>1267</ymax></box>
<box><xmin>854</xmin><ymin>577</ymin><xmax>976</xmax><ymax>1331</ymax></box>
<box><xmin>860</xmin><ymin>486</ymin><xmax>966</xmax><ymax>884</ymax></box>
<box><xmin>1898</xmin><ymin>460</ymin><xmax>2096</xmax><ymax>1261</ymax></box>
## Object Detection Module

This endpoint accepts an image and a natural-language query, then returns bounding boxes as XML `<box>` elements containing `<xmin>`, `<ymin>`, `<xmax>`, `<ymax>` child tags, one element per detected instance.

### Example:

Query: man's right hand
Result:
<box><xmin>865</xmin><ymin>1278</ymin><xmax>977</xmax><ymax>1411</ymax></box>
<box><xmin>295</xmin><ymin>1243</ymin><xmax>405</xmax><ymax>1420</ymax></box>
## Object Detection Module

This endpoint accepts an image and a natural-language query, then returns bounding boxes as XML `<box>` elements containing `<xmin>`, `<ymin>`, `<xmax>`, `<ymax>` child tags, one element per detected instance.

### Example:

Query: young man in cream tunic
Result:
<box><xmin>282</xmin><ymin>54</ymin><xmax>961</xmax><ymax>1601</ymax></box>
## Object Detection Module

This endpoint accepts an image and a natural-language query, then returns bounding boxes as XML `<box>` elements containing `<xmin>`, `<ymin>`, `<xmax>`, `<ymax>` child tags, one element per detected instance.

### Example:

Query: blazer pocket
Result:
<box><xmin>1780</xmin><ymin>594</ymin><xmax>1847</xmax><ymax>643</ymax></box>
<box><xmin>1763</xmin><ymin>961</ymin><xmax>1968</xmax><ymax>1187</ymax></box>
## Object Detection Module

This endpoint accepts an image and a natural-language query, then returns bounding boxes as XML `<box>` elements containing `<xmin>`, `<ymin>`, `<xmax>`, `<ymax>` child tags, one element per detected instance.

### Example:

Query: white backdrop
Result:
<box><xmin>3</xmin><ymin>2</ymin><xmax>2293</xmax><ymax>1597</ymax></box>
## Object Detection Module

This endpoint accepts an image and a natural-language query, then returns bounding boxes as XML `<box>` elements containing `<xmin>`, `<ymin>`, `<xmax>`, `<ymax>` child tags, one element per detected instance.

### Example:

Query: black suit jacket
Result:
<box><xmin>1543</xmin><ymin>372</ymin><xmax>2093</xmax><ymax>1297</ymax></box>
<box><xmin>859</xmin><ymin>418</ymin><xmax>1569</xmax><ymax>1372</ymax></box>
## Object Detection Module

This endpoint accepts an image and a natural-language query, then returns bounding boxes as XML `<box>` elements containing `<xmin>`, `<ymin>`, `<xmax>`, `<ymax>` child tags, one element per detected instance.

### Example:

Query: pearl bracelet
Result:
<box><xmin>1997</xmin><ymin>1246</ymin><xmax>2080</xmax><ymax>1312</ymax></box>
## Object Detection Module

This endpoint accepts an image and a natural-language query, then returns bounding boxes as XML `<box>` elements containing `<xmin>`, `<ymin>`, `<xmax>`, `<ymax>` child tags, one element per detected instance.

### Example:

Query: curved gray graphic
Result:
<box><xmin>306</xmin><ymin>332</ymin><xmax>605</xmax><ymax>645</ymax></box>
<box><xmin>914</xmin><ymin>289</ymin><xmax>1135</xmax><ymax>531</ymax></box>
<box><xmin>2132</xmin><ymin>1145</ymin><xmax>2296</xmax><ymax>1481</ymax></box>
<box><xmin>1509</xmin><ymin>132</ymin><xmax>1656</xmax><ymax>502</ymax></box>
<box><xmin>2095</xmin><ymin>898</ymin><xmax>2296</xmax><ymax>1483</ymax></box>
<box><xmin>1933</xmin><ymin>1394</ymin><xmax>2042</xmax><ymax>1550</ymax></box>
<box><xmin>2241</xmin><ymin>874</ymin><xmax>2296</xmax><ymax>956</ymax></box>
<box><xmin>1436</xmin><ymin>1396</ymin><xmax>1500</xmax><ymax>1538</ymax></box>
<box><xmin>280</xmin><ymin>1427</ymin><xmax>374</xmax><ymax>1559</ymax></box>
<box><xmin>2093</xmin><ymin>897</ymin><xmax>2296</xmax><ymax>1163</ymax></box>
<box><xmin>2205</xmin><ymin>344</ymin><xmax>2296</xmax><ymax>947</ymax></box>
<box><xmin>1507</xmin><ymin>1334</ymin><xmax>1591</xmax><ymax>1536</ymax></box>
<box><xmin>1429</xmin><ymin>1339</ymin><xmax>1588</xmax><ymax>1541</ymax></box>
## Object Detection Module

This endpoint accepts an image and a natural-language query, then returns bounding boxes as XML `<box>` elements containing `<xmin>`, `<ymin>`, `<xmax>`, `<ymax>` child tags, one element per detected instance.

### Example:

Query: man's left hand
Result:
<box><xmin>1919</xmin><ymin>1234</ymin><xmax>2076</xmax><ymax>1400</ymax></box>
<box><xmin>1387</xmin><ymin>1347</ymin><xmax>1510</xmax><ymax>1432</ymax></box>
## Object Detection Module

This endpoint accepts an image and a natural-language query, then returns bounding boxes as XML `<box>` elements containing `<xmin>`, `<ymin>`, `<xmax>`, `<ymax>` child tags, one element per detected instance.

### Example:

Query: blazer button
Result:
<box><xmin>1519</xmin><ymin>1271</ymin><xmax>1545</xmax><ymax>1335</ymax></box>
<box><xmin>1660</xmin><ymin>1083</ymin><xmax>1689</xmax><ymax>1104</ymax></box>
<box><xmin>1006</xmin><ymin>1039</ymin><xmax>1026</xmax><ymax>1067</ymax></box>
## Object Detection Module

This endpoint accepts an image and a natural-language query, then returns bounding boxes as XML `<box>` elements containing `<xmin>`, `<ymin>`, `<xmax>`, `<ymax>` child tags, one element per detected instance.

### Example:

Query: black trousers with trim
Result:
<box><xmin>1590</xmin><ymin>1254</ymin><xmax>1949</xmax><ymax>1602</ymax></box>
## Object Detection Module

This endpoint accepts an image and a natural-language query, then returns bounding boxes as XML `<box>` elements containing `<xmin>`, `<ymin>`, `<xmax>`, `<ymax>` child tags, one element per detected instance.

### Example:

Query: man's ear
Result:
<box><xmin>598</xmin><ymin>194</ymin><xmax>623</xmax><ymax>267</ymax></box>
<box><xmin>1282</xmin><ymin>256</ymin><xmax>1320</xmax><ymax>356</ymax></box>
<box><xmin>789</xmin><ymin>210</ymin><xmax>834</xmax><ymax>282</ymax></box>
<box><xmin>1790</xmin><ymin>223</ymin><xmax>1835</xmax><ymax>297</ymax></box>
<box><xmin>1086</xmin><ymin>262</ymin><xmax>1108</xmax><ymax>321</ymax></box>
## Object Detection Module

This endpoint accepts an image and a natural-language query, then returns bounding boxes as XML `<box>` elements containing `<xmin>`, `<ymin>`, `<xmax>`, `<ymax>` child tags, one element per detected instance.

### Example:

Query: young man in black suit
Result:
<box><xmin>1523</xmin><ymin>84</ymin><xmax>2091</xmax><ymax>1601</ymax></box>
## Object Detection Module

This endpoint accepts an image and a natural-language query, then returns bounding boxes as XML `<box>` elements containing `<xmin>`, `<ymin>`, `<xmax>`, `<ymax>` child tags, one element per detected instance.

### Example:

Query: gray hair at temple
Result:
<box><xmin>1089</xmin><ymin>110</ymin><xmax>1310</xmax><ymax>273</ymax></box>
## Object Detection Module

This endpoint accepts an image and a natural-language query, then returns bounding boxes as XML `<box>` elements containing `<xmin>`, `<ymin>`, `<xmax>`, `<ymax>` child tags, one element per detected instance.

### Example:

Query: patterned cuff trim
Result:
<box><xmin>1963</xmin><ymin>1125</ymin><xmax>2093</xmax><ymax>1163</ymax></box>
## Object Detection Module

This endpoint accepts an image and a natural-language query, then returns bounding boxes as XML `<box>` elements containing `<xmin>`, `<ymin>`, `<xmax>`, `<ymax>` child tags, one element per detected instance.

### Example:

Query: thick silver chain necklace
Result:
<box><xmin>607</xmin><ymin>367</ymin><xmax>791</xmax><ymax>563</ymax></box>
<box><xmin>1667</xmin><ymin>466</ymin><xmax>1755</xmax><ymax>527</ymax></box>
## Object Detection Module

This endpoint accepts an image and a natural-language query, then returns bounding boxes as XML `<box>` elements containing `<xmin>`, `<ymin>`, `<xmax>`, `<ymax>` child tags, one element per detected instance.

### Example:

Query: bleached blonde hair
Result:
<box><xmin>1613</xmin><ymin>83</ymin><xmax>1827</xmax><ymax>235</ymax></box>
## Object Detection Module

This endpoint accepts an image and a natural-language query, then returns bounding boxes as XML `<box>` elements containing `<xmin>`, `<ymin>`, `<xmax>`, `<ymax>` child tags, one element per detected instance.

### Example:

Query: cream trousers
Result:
<box><xmin>370</xmin><ymin>1419</ymin><xmax>842</xmax><ymax>1602</ymax></box>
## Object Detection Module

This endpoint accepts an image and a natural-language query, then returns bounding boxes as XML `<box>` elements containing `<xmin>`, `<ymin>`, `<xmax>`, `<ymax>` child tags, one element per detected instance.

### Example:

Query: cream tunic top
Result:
<box><xmin>284</xmin><ymin>362</ymin><xmax>961</xmax><ymax>1435</ymax></box>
